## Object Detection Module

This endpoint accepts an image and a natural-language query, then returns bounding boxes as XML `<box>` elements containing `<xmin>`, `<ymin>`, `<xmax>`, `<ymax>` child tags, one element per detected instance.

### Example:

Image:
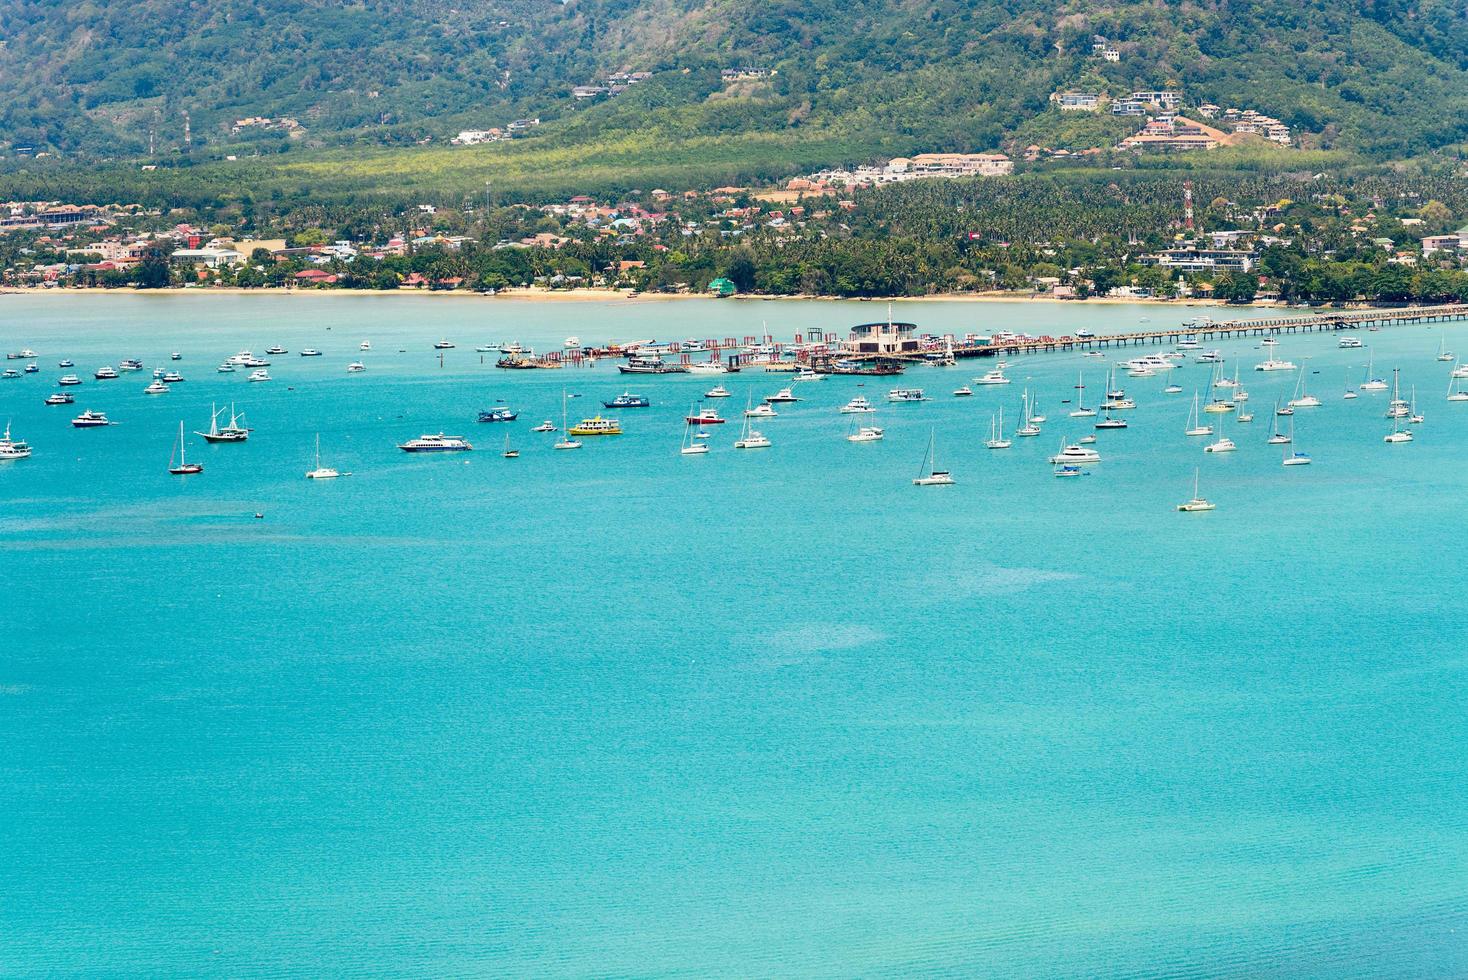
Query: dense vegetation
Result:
<box><xmin>1</xmin><ymin>0</ymin><xmax>1465</xmax><ymax>167</ymax></box>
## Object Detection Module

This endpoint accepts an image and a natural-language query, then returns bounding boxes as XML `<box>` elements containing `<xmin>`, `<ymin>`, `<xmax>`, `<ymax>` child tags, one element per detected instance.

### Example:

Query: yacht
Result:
<box><xmin>433</xmin><ymin>340</ymin><xmax>455</xmax><ymax>350</ymax></box>
<box><xmin>1254</xmin><ymin>354</ymin><xmax>1297</xmax><ymax>372</ymax></box>
<box><xmin>58</xmin><ymin>374</ymin><xmax>82</xmax><ymax>386</ymax></box>
<box><xmin>197</xmin><ymin>404</ymin><xmax>250</xmax><ymax>442</ymax></box>
<box><xmin>143</xmin><ymin>380</ymin><xmax>169</xmax><ymax>394</ymax></box>
<box><xmin>1267</xmin><ymin>407</ymin><xmax>1291</xmax><ymax>444</ymax></box>
<box><xmin>841</xmin><ymin>396</ymin><xmax>875</xmax><ymax>414</ymax></box>
<box><xmin>497</xmin><ymin>342</ymin><xmax>521</xmax><ymax>355</ymax></box>
<box><xmin>1</xmin><ymin>368</ymin><xmax>18</xmax><ymax>379</ymax></box>
<box><xmin>912</xmin><ymin>431</ymin><xmax>954</xmax><ymax>485</ymax></box>
<box><xmin>1196</xmin><ymin>350</ymin><xmax>1224</xmax><ymax>363</ymax></box>
<box><xmin>1078</xmin><ymin>434</ymin><xmax>1097</xmax><ymax>444</ymax></box>
<box><xmin>532</xmin><ymin>420</ymin><xmax>557</xmax><ymax>433</ymax></box>
<box><xmin>265</xmin><ymin>346</ymin><xmax>288</xmax><ymax>355</ymax></box>
<box><xmin>745</xmin><ymin>403</ymin><xmax>778</xmax><ymax>418</ymax></box>
<box><xmin>1204</xmin><ymin>397</ymin><xmax>1235</xmax><ymax>414</ymax></box>
<box><xmin>300</xmin><ymin>349</ymin><xmax>322</xmax><ymax>357</ymax></box>
<box><xmin>248</xmin><ymin>369</ymin><xmax>271</xmax><ymax>382</ymax></box>
<box><xmin>1204</xmin><ymin>435</ymin><xmax>1237</xmax><ymax>453</ymax></box>
<box><xmin>57</xmin><ymin>359</ymin><xmax>74</xmax><ymax>368</ymax></box>
<box><xmin>679</xmin><ymin>423</ymin><xmax>708</xmax><ymax>455</ymax></box>
<box><xmin>1236</xmin><ymin>408</ymin><xmax>1254</xmax><ymax>423</ymax></box>
<box><xmin>886</xmin><ymin>388</ymin><xmax>928</xmax><ymax>402</ymax></box>
<box><xmin>23</xmin><ymin>362</ymin><xmax>38</xmax><ymax>374</ymax></box>
<box><xmin>847</xmin><ymin>425</ymin><xmax>884</xmax><ymax>443</ymax></box>
<box><xmin>218</xmin><ymin>363</ymin><xmax>236</xmax><ymax>373</ymax></box>
<box><xmin>168</xmin><ymin>421</ymin><xmax>203</xmax><ymax>475</ymax></box>
<box><xmin>1049</xmin><ymin>443</ymin><xmax>1101</xmax><ymax>465</ymax></box>
<box><xmin>0</xmin><ymin>423</ymin><xmax>32</xmax><ymax>460</ymax></box>
<box><xmin>733</xmin><ymin>428</ymin><xmax>772</xmax><ymax>449</ymax></box>
<box><xmin>953</xmin><ymin>386</ymin><xmax>974</xmax><ymax>397</ymax></box>
<box><xmin>973</xmin><ymin>368</ymin><xmax>1010</xmax><ymax>386</ymax></box>
<box><xmin>1177</xmin><ymin>469</ymin><xmax>1216</xmax><ymax>512</ymax></box>
<box><xmin>705</xmin><ymin>385</ymin><xmax>732</xmax><ymax>398</ymax></box>
<box><xmin>685</xmin><ymin>407</ymin><xmax>726</xmax><ymax>426</ymax></box>
<box><xmin>347</xmin><ymin>361</ymin><xmax>366</xmax><ymax>373</ymax></box>
<box><xmin>94</xmin><ymin>366</ymin><xmax>119</xmax><ymax>380</ymax></box>
<box><xmin>564</xmin><ymin>337</ymin><xmax>581</xmax><ymax>350</ymax></box>
<box><xmin>161</xmin><ymin>371</ymin><xmax>183</xmax><ymax>383</ymax></box>
<box><xmin>44</xmin><ymin>392</ymin><xmax>74</xmax><ymax>405</ymax></box>
<box><xmin>1360</xmin><ymin>351</ymin><xmax>1388</xmax><ymax>389</ymax></box>
<box><xmin>170</xmin><ymin>352</ymin><xmax>182</xmax><ymax>361</ymax></box>
<box><xmin>71</xmin><ymin>410</ymin><xmax>113</xmax><ymax>428</ymax></box>
<box><xmin>477</xmin><ymin>407</ymin><xmax>519</xmax><ymax>423</ymax></box>
<box><xmin>1437</xmin><ymin>338</ymin><xmax>1454</xmax><ymax>362</ymax></box>
<box><xmin>398</xmin><ymin>433</ymin><xmax>472</xmax><ymax>452</ymax></box>
<box><xmin>360</xmin><ymin>341</ymin><xmax>373</xmax><ymax>351</ymax></box>
<box><xmin>793</xmin><ymin>368</ymin><xmax>823</xmax><ymax>382</ymax></box>
<box><xmin>240</xmin><ymin>356</ymin><xmax>270</xmax><ymax>368</ymax></box>
<box><xmin>1384</xmin><ymin>417</ymin><xmax>1413</xmax><ymax>443</ymax></box>
<box><xmin>1164</xmin><ymin>383</ymin><xmax>1184</xmax><ymax>394</ymax></box>
<box><xmin>687</xmin><ymin>361</ymin><xmax>728</xmax><ymax>375</ymax></box>
<box><xmin>1447</xmin><ymin>372</ymin><xmax>1468</xmax><ymax>402</ymax></box>
<box><xmin>306</xmin><ymin>434</ymin><xmax>345</xmax><ymax>479</ymax></box>
<box><xmin>1451</xmin><ymin>361</ymin><xmax>1468</xmax><ymax>381</ymax></box>
<box><xmin>567</xmin><ymin>416</ymin><xmax>623</xmax><ymax>436</ymax></box>
<box><xmin>1185</xmin><ymin>394</ymin><xmax>1213</xmax><ymax>436</ymax></box>
<box><xmin>603</xmin><ymin>393</ymin><xmax>650</xmax><ymax>409</ymax></box>
<box><xmin>119</xmin><ymin>358</ymin><xmax>145</xmax><ymax>372</ymax></box>
<box><xmin>1338</xmin><ymin>336</ymin><xmax>1363</xmax><ymax>349</ymax></box>
<box><xmin>1282</xmin><ymin>450</ymin><xmax>1312</xmax><ymax>466</ymax></box>
<box><xmin>226</xmin><ymin>351</ymin><xmax>256</xmax><ymax>365</ymax></box>
<box><xmin>765</xmin><ymin>387</ymin><xmax>800</xmax><ymax>404</ymax></box>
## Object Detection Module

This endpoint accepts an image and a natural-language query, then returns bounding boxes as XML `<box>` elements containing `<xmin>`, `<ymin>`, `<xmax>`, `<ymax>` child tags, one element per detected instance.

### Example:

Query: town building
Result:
<box><xmin>841</xmin><ymin>320</ymin><xmax>920</xmax><ymax>356</ymax></box>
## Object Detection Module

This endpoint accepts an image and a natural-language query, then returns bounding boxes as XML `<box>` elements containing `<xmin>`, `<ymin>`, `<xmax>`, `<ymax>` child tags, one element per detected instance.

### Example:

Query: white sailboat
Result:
<box><xmin>1448</xmin><ymin>370</ymin><xmax>1468</xmax><ymax>402</ymax></box>
<box><xmin>554</xmin><ymin>389</ymin><xmax>582</xmax><ymax>450</ymax></box>
<box><xmin>1361</xmin><ymin>352</ymin><xmax>1388</xmax><ymax>391</ymax></box>
<box><xmin>912</xmin><ymin>431</ymin><xmax>954</xmax><ymax>485</ymax></box>
<box><xmin>1281</xmin><ymin>416</ymin><xmax>1310</xmax><ymax>465</ymax></box>
<box><xmin>1015</xmin><ymin>390</ymin><xmax>1041</xmax><ymax>437</ymax></box>
<box><xmin>1267</xmin><ymin>403</ymin><xmax>1291</xmax><ymax>444</ymax></box>
<box><xmin>1069</xmin><ymin>372</ymin><xmax>1096</xmax><ymax>417</ymax></box>
<box><xmin>733</xmin><ymin>394</ymin><xmax>771</xmax><ymax>449</ymax></box>
<box><xmin>1185</xmin><ymin>393</ymin><xmax>1213</xmax><ymax>436</ymax></box>
<box><xmin>1287</xmin><ymin>367</ymin><xmax>1321</xmax><ymax>408</ymax></box>
<box><xmin>168</xmin><ymin>421</ymin><xmax>203</xmax><ymax>475</ymax></box>
<box><xmin>1177</xmin><ymin>468</ymin><xmax>1216</xmax><ymax>512</ymax></box>
<box><xmin>306</xmin><ymin>433</ymin><xmax>346</xmax><ymax>478</ymax></box>
<box><xmin>680</xmin><ymin>409</ymin><xmax>709</xmax><ymax>455</ymax></box>
<box><xmin>986</xmin><ymin>408</ymin><xmax>1012</xmax><ymax>450</ymax></box>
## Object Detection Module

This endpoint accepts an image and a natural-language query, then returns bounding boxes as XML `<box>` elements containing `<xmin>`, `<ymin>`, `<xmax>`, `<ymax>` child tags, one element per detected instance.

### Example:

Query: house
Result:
<box><xmin>1129</xmin><ymin>91</ymin><xmax>1181</xmax><ymax>109</ymax></box>
<box><xmin>1142</xmin><ymin>248</ymin><xmax>1257</xmax><ymax>273</ymax></box>
<box><xmin>1110</xmin><ymin>100</ymin><xmax>1149</xmax><ymax>117</ymax></box>
<box><xmin>572</xmin><ymin>85</ymin><xmax>608</xmax><ymax>99</ymax></box>
<box><xmin>1053</xmin><ymin>92</ymin><xmax>1101</xmax><ymax>112</ymax></box>
<box><xmin>293</xmin><ymin>269</ymin><xmax>338</xmax><ymax>285</ymax></box>
<box><xmin>1422</xmin><ymin>234</ymin><xmax>1465</xmax><ymax>255</ymax></box>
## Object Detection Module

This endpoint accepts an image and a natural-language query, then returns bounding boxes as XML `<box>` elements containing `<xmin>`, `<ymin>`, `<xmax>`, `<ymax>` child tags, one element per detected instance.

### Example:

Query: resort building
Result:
<box><xmin>842</xmin><ymin>320</ymin><xmax>921</xmax><ymax>355</ymax></box>
<box><xmin>1141</xmin><ymin>248</ymin><xmax>1257</xmax><ymax>273</ymax></box>
<box><xmin>1053</xmin><ymin>92</ymin><xmax>1102</xmax><ymax>111</ymax></box>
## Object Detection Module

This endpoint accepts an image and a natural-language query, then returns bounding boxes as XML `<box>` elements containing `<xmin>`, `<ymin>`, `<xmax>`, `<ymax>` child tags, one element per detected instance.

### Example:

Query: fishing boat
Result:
<box><xmin>886</xmin><ymin>387</ymin><xmax>928</xmax><ymax>402</ymax></box>
<box><xmin>44</xmin><ymin>392</ymin><xmax>74</xmax><ymax>405</ymax></box>
<box><xmin>398</xmin><ymin>433</ymin><xmax>472</xmax><ymax>452</ymax></box>
<box><xmin>0</xmin><ymin>423</ymin><xmax>32</xmax><ymax>460</ymax></box>
<box><xmin>306</xmin><ymin>434</ymin><xmax>346</xmax><ymax>477</ymax></box>
<box><xmin>912</xmin><ymin>431</ymin><xmax>954</xmax><ymax>485</ymax></box>
<box><xmin>1177</xmin><ymin>469</ymin><xmax>1215</xmax><ymax>512</ymax></box>
<box><xmin>567</xmin><ymin>416</ymin><xmax>622</xmax><ymax>436</ymax></box>
<box><xmin>705</xmin><ymin>385</ymin><xmax>732</xmax><ymax>398</ymax></box>
<box><xmin>1185</xmin><ymin>393</ymin><xmax>1213</xmax><ymax>436</ymax></box>
<box><xmin>987</xmin><ymin>408</ymin><xmax>1012</xmax><ymax>449</ymax></box>
<box><xmin>94</xmin><ymin>366</ymin><xmax>118</xmax><ymax>380</ymax></box>
<box><xmin>765</xmin><ymin>387</ymin><xmax>800</xmax><ymax>403</ymax></box>
<box><xmin>603</xmin><ymin>393</ymin><xmax>650</xmax><ymax>409</ymax></box>
<box><xmin>554</xmin><ymin>391</ymin><xmax>582</xmax><ymax>450</ymax></box>
<box><xmin>1049</xmin><ymin>442</ymin><xmax>1101</xmax><ymax>465</ymax></box>
<box><xmin>71</xmin><ymin>410</ymin><xmax>113</xmax><ymax>428</ymax></box>
<box><xmin>144</xmin><ymin>380</ymin><xmax>169</xmax><ymax>394</ymax></box>
<box><xmin>196</xmin><ymin>404</ymin><xmax>250</xmax><ymax>442</ymax></box>
<box><xmin>477</xmin><ymin>406</ymin><xmax>519</xmax><ymax>423</ymax></box>
<box><xmin>168</xmin><ymin>422</ymin><xmax>203</xmax><ymax>475</ymax></box>
<box><xmin>685</xmin><ymin>406</ymin><xmax>726</xmax><ymax>426</ymax></box>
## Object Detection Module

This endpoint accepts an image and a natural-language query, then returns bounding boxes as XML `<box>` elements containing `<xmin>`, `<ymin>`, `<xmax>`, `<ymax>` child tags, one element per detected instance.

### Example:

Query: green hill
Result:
<box><xmin>0</xmin><ymin>0</ymin><xmax>1465</xmax><ymax>168</ymax></box>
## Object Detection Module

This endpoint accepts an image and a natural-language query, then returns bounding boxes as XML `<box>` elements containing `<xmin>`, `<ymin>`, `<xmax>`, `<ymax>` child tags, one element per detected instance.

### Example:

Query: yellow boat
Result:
<box><xmin>567</xmin><ymin>415</ymin><xmax>622</xmax><ymax>436</ymax></box>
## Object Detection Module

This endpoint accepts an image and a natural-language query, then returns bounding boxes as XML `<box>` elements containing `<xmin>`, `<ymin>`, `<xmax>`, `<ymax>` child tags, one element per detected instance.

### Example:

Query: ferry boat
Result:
<box><xmin>44</xmin><ymin>392</ymin><xmax>74</xmax><ymax>405</ymax></box>
<box><xmin>840</xmin><ymin>396</ymin><xmax>875</xmax><ymax>414</ymax></box>
<box><xmin>300</xmin><ymin>349</ymin><xmax>322</xmax><ymax>357</ymax></box>
<box><xmin>603</xmin><ymin>393</ymin><xmax>650</xmax><ymax>409</ymax></box>
<box><xmin>619</xmin><ymin>355</ymin><xmax>687</xmax><ymax>375</ymax></box>
<box><xmin>94</xmin><ymin>366</ymin><xmax>119</xmax><ymax>380</ymax></box>
<box><xmin>477</xmin><ymin>407</ymin><xmax>519</xmax><ymax>423</ymax></box>
<box><xmin>398</xmin><ymin>433</ymin><xmax>472</xmax><ymax>453</ymax></box>
<box><xmin>0</xmin><ymin>423</ymin><xmax>32</xmax><ymax>459</ymax></box>
<box><xmin>58</xmin><ymin>374</ymin><xmax>82</xmax><ymax>386</ymax></box>
<box><xmin>144</xmin><ymin>380</ymin><xmax>170</xmax><ymax>394</ymax></box>
<box><xmin>248</xmin><ymin>369</ymin><xmax>271</xmax><ymax>382</ymax></box>
<box><xmin>685</xmin><ymin>407</ymin><xmax>726</xmax><ymax>425</ymax></box>
<box><xmin>265</xmin><ymin>346</ymin><xmax>288</xmax><ymax>355</ymax></box>
<box><xmin>886</xmin><ymin>388</ymin><xmax>928</xmax><ymax>402</ymax></box>
<box><xmin>1338</xmin><ymin>336</ymin><xmax>1363</xmax><ymax>349</ymax></box>
<box><xmin>973</xmin><ymin>369</ymin><xmax>1010</xmax><ymax>386</ymax></box>
<box><xmin>567</xmin><ymin>416</ymin><xmax>623</xmax><ymax>436</ymax></box>
<box><xmin>119</xmin><ymin>358</ymin><xmax>145</xmax><ymax>372</ymax></box>
<box><xmin>1049</xmin><ymin>443</ymin><xmax>1101</xmax><ymax>465</ymax></box>
<box><xmin>71</xmin><ymin>410</ymin><xmax>113</xmax><ymax>428</ymax></box>
<box><xmin>705</xmin><ymin>385</ymin><xmax>732</xmax><ymax>398</ymax></box>
<box><xmin>765</xmin><ymin>387</ymin><xmax>800</xmax><ymax>403</ymax></box>
<box><xmin>197</xmin><ymin>404</ymin><xmax>250</xmax><ymax>442</ymax></box>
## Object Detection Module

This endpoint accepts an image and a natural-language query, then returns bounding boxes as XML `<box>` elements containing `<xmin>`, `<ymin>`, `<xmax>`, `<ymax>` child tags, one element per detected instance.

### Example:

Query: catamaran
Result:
<box><xmin>1185</xmin><ymin>393</ymin><xmax>1213</xmax><ymax>436</ymax></box>
<box><xmin>1177</xmin><ymin>468</ymin><xmax>1215</xmax><ymax>512</ymax></box>
<box><xmin>307</xmin><ymin>434</ymin><xmax>347</xmax><ymax>477</ymax></box>
<box><xmin>1286</xmin><ymin>367</ymin><xmax>1321</xmax><ymax>408</ymax></box>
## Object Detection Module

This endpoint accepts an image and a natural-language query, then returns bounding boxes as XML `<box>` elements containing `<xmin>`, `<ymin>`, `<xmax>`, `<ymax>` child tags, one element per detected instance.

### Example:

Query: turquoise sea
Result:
<box><xmin>4</xmin><ymin>293</ymin><xmax>1468</xmax><ymax>977</ymax></box>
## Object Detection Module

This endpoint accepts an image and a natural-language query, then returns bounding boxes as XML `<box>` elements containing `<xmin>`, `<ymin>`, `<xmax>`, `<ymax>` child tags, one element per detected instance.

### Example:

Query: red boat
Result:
<box><xmin>684</xmin><ymin>408</ymin><xmax>726</xmax><ymax>425</ymax></box>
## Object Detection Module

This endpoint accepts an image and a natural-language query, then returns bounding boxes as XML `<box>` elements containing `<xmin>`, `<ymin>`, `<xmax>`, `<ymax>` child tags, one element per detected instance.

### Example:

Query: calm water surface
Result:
<box><xmin>3</xmin><ymin>294</ymin><xmax>1467</xmax><ymax>977</ymax></box>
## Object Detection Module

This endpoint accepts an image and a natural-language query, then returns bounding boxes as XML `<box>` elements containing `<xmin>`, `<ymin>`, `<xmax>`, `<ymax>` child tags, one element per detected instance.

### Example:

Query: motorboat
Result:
<box><xmin>531</xmin><ymin>420</ymin><xmax>557</xmax><ymax>433</ymax></box>
<box><xmin>44</xmin><ymin>392</ymin><xmax>74</xmax><ymax>405</ymax></box>
<box><xmin>240</xmin><ymin>356</ymin><xmax>270</xmax><ymax>368</ymax></box>
<box><xmin>1049</xmin><ymin>443</ymin><xmax>1101</xmax><ymax>465</ymax></box>
<box><xmin>887</xmin><ymin>388</ymin><xmax>928</xmax><ymax>402</ymax></box>
<box><xmin>58</xmin><ymin>359</ymin><xmax>74</xmax><ymax>368</ymax></box>
<box><xmin>973</xmin><ymin>369</ymin><xmax>1010</xmax><ymax>386</ymax></box>
<box><xmin>265</xmin><ymin>346</ymin><xmax>288</xmax><ymax>355</ymax></box>
<box><xmin>1196</xmin><ymin>350</ymin><xmax>1224</xmax><ymax>363</ymax></box>
<box><xmin>300</xmin><ymin>349</ymin><xmax>322</xmax><ymax>357</ymax></box>
<box><xmin>218</xmin><ymin>363</ymin><xmax>236</xmax><ymax>373</ymax></box>
<box><xmin>119</xmin><ymin>358</ymin><xmax>144</xmax><ymax>372</ymax></box>
<box><xmin>746</xmin><ymin>403</ymin><xmax>778</xmax><ymax>418</ymax></box>
<box><xmin>161</xmin><ymin>372</ymin><xmax>183</xmax><ymax>383</ymax></box>
<box><xmin>170</xmin><ymin>352</ymin><xmax>182</xmax><ymax>361</ymax></box>
<box><xmin>705</xmin><ymin>385</ymin><xmax>732</xmax><ymax>398</ymax></box>
<box><xmin>23</xmin><ymin>362</ymin><xmax>38</xmax><ymax>374</ymax></box>
<box><xmin>225</xmin><ymin>351</ymin><xmax>256</xmax><ymax>365</ymax></box>
<box><xmin>360</xmin><ymin>341</ymin><xmax>372</xmax><ymax>351</ymax></box>
<box><xmin>563</xmin><ymin>337</ymin><xmax>581</xmax><ymax>350</ymax></box>
<box><xmin>687</xmin><ymin>361</ymin><xmax>728</xmax><ymax>375</ymax></box>
<box><xmin>1</xmin><ymin>368</ymin><xmax>18</xmax><ymax>379</ymax></box>
<box><xmin>248</xmin><ymin>369</ymin><xmax>271</xmax><ymax>382</ymax></box>
<box><xmin>477</xmin><ymin>407</ymin><xmax>519</xmax><ymax>423</ymax></box>
<box><xmin>433</xmin><ymin>340</ymin><xmax>455</xmax><ymax>349</ymax></box>
<box><xmin>144</xmin><ymin>380</ymin><xmax>169</xmax><ymax>394</ymax></box>
<box><xmin>1204</xmin><ymin>436</ymin><xmax>1237</xmax><ymax>453</ymax></box>
<box><xmin>398</xmin><ymin>433</ymin><xmax>472</xmax><ymax>452</ymax></box>
<box><xmin>1164</xmin><ymin>383</ymin><xmax>1184</xmax><ymax>394</ymax></box>
<box><xmin>71</xmin><ymin>410</ymin><xmax>113</xmax><ymax>428</ymax></box>
<box><xmin>0</xmin><ymin>423</ymin><xmax>32</xmax><ymax>460</ymax></box>
<box><xmin>94</xmin><ymin>366</ymin><xmax>119</xmax><ymax>380</ymax></box>
<box><xmin>953</xmin><ymin>386</ymin><xmax>973</xmax><ymax>397</ymax></box>
<box><xmin>347</xmin><ymin>362</ymin><xmax>366</xmax><ymax>373</ymax></box>
<box><xmin>765</xmin><ymin>387</ymin><xmax>800</xmax><ymax>403</ymax></box>
<box><xmin>841</xmin><ymin>396</ymin><xmax>875</xmax><ymax>414</ymax></box>
<box><xmin>603</xmin><ymin>393</ymin><xmax>650</xmax><ymax>409</ymax></box>
<box><xmin>793</xmin><ymin>368</ymin><xmax>822</xmax><ymax>382</ymax></box>
<box><xmin>58</xmin><ymin>374</ymin><xmax>82</xmax><ymax>386</ymax></box>
<box><xmin>567</xmin><ymin>416</ymin><xmax>623</xmax><ymax>436</ymax></box>
<box><xmin>685</xmin><ymin>407</ymin><xmax>726</xmax><ymax>426</ymax></box>
<box><xmin>1054</xmin><ymin>464</ymin><xmax>1085</xmax><ymax>478</ymax></box>
<box><xmin>1338</xmin><ymin>336</ymin><xmax>1363</xmax><ymax>349</ymax></box>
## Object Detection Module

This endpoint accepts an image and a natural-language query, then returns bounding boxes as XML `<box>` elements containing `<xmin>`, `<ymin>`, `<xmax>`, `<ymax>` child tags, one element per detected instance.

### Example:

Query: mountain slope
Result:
<box><xmin>0</xmin><ymin>0</ymin><xmax>1465</xmax><ymax>160</ymax></box>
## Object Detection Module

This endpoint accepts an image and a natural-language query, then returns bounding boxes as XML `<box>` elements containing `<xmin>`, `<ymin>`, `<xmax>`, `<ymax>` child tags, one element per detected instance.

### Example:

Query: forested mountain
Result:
<box><xmin>1</xmin><ymin>0</ymin><xmax>1465</xmax><ymax>161</ymax></box>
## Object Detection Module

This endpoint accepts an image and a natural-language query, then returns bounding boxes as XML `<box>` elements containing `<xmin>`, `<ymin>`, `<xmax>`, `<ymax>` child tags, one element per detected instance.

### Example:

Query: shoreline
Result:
<box><xmin>0</xmin><ymin>285</ymin><xmax>1292</xmax><ymax>309</ymax></box>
